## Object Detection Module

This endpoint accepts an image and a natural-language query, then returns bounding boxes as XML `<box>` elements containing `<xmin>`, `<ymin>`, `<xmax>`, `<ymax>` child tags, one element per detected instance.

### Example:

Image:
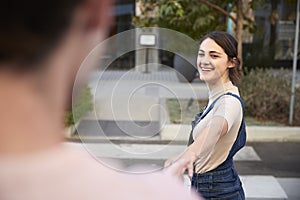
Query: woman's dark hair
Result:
<box><xmin>0</xmin><ymin>0</ymin><xmax>83</xmax><ymax>71</ymax></box>
<box><xmin>199</xmin><ymin>31</ymin><xmax>242</xmax><ymax>86</ymax></box>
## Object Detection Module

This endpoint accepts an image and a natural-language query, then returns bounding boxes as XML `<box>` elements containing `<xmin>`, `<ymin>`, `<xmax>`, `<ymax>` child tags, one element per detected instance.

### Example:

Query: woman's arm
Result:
<box><xmin>164</xmin><ymin>116</ymin><xmax>228</xmax><ymax>178</ymax></box>
<box><xmin>164</xmin><ymin>96</ymin><xmax>242</xmax><ymax>177</ymax></box>
<box><xmin>188</xmin><ymin>116</ymin><xmax>228</xmax><ymax>157</ymax></box>
<box><xmin>180</xmin><ymin>116</ymin><xmax>228</xmax><ymax>176</ymax></box>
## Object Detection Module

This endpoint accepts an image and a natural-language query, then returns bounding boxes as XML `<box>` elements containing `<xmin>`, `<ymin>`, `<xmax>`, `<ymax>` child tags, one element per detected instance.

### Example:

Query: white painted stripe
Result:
<box><xmin>65</xmin><ymin>142</ymin><xmax>185</xmax><ymax>160</ymax></box>
<box><xmin>277</xmin><ymin>178</ymin><xmax>300</xmax><ymax>199</ymax></box>
<box><xmin>241</xmin><ymin>176</ymin><xmax>288</xmax><ymax>199</ymax></box>
<box><xmin>64</xmin><ymin>142</ymin><xmax>261</xmax><ymax>161</ymax></box>
<box><xmin>234</xmin><ymin>146</ymin><xmax>261</xmax><ymax>161</ymax></box>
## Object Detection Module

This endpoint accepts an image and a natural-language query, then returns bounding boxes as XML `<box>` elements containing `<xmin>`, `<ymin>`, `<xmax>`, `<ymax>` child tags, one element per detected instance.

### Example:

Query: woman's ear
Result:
<box><xmin>228</xmin><ymin>57</ymin><xmax>237</xmax><ymax>69</ymax></box>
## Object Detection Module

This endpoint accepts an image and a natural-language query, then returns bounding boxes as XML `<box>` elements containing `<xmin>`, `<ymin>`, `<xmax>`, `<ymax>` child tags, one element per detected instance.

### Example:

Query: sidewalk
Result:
<box><xmin>161</xmin><ymin>124</ymin><xmax>300</xmax><ymax>142</ymax></box>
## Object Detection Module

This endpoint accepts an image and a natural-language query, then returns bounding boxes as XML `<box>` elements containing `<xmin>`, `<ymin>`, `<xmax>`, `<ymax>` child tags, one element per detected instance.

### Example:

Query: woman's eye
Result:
<box><xmin>198</xmin><ymin>53</ymin><xmax>204</xmax><ymax>57</ymax></box>
<box><xmin>210</xmin><ymin>54</ymin><xmax>219</xmax><ymax>58</ymax></box>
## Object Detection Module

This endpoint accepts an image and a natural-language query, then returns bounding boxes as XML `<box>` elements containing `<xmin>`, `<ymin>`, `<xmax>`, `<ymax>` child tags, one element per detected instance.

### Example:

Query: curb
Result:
<box><xmin>161</xmin><ymin>124</ymin><xmax>300</xmax><ymax>142</ymax></box>
<box><xmin>65</xmin><ymin>125</ymin><xmax>300</xmax><ymax>143</ymax></box>
<box><xmin>246</xmin><ymin>126</ymin><xmax>300</xmax><ymax>142</ymax></box>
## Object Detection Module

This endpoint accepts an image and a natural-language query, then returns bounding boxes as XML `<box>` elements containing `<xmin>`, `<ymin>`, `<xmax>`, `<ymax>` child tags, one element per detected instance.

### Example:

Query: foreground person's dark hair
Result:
<box><xmin>0</xmin><ymin>0</ymin><xmax>83</xmax><ymax>71</ymax></box>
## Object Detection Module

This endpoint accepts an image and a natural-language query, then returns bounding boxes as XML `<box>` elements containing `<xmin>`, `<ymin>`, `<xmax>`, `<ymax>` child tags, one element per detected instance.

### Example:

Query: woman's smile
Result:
<box><xmin>199</xmin><ymin>65</ymin><xmax>215</xmax><ymax>72</ymax></box>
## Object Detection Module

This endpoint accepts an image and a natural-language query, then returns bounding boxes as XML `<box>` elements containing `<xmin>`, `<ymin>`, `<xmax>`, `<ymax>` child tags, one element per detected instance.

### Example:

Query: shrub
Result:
<box><xmin>65</xmin><ymin>84</ymin><xmax>93</xmax><ymax>126</ymax></box>
<box><xmin>240</xmin><ymin>68</ymin><xmax>300</xmax><ymax>126</ymax></box>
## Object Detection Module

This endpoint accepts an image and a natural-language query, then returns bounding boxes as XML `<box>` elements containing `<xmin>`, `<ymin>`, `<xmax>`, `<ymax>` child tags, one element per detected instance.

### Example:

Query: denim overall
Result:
<box><xmin>189</xmin><ymin>92</ymin><xmax>246</xmax><ymax>200</ymax></box>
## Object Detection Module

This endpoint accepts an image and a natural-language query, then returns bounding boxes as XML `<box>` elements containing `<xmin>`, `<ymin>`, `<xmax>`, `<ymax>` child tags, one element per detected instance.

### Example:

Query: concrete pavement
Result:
<box><xmin>67</xmin><ymin>69</ymin><xmax>300</xmax><ymax>199</ymax></box>
<box><xmin>65</xmin><ymin>141</ymin><xmax>300</xmax><ymax>199</ymax></box>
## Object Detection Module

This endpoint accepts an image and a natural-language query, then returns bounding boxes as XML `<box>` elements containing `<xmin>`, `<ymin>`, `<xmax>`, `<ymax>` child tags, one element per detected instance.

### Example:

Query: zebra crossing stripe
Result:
<box><xmin>65</xmin><ymin>142</ymin><xmax>261</xmax><ymax>161</ymax></box>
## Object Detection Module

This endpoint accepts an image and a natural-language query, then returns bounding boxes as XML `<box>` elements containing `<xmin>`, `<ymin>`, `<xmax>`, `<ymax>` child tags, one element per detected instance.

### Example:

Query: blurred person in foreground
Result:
<box><xmin>0</xmin><ymin>0</ymin><xmax>201</xmax><ymax>199</ymax></box>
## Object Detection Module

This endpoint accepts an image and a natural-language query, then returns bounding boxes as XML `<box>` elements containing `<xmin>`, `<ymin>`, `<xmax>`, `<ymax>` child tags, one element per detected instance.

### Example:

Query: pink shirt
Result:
<box><xmin>0</xmin><ymin>145</ymin><xmax>201</xmax><ymax>200</ymax></box>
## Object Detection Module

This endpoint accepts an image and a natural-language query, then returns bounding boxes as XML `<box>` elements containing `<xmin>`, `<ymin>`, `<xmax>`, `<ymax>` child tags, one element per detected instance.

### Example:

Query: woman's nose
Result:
<box><xmin>197</xmin><ymin>59</ymin><xmax>211</xmax><ymax>68</ymax></box>
<box><xmin>200</xmin><ymin>62</ymin><xmax>210</xmax><ymax>66</ymax></box>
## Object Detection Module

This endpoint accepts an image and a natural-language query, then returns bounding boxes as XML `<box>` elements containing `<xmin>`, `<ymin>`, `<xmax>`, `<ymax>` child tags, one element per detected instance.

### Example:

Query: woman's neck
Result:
<box><xmin>206</xmin><ymin>77</ymin><xmax>231</xmax><ymax>92</ymax></box>
<box><xmin>207</xmin><ymin>81</ymin><xmax>234</xmax><ymax>101</ymax></box>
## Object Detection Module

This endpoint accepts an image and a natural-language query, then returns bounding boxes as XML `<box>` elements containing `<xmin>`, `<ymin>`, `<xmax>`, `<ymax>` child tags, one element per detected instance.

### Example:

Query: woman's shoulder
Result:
<box><xmin>214</xmin><ymin>90</ymin><xmax>243</xmax><ymax>111</ymax></box>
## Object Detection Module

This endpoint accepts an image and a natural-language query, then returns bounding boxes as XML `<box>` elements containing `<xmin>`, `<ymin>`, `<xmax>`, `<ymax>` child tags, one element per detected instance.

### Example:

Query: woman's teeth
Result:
<box><xmin>201</xmin><ymin>67</ymin><xmax>213</xmax><ymax>71</ymax></box>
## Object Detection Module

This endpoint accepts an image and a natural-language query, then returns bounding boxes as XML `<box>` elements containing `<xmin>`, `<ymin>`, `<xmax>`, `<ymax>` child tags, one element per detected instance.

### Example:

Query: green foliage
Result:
<box><xmin>166</xmin><ymin>98</ymin><xmax>207</xmax><ymax>124</ymax></box>
<box><xmin>65</xmin><ymin>84</ymin><xmax>93</xmax><ymax>126</ymax></box>
<box><xmin>133</xmin><ymin>0</ymin><xmax>226</xmax><ymax>40</ymax></box>
<box><xmin>249</xmin><ymin>0</ymin><xmax>269</xmax><ymax>10</ymax></box>
<box><xmin>167</xmin><ymin>68</ymin><xmax>300</xmax><ymax>126</ymax></box>
<box><xmin>240</xmin><ymin>68</ymin><xmax>300</xmax><ymax>126</ymax></box>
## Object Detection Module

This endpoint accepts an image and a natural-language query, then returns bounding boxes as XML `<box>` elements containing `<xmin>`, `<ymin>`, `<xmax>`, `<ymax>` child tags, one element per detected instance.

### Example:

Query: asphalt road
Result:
<box><xmin>236</xmin><ymin>142</ymin><xmax>300</xmax><ymax>177</ymax></box>
<box><xmin>66</xmin><ymin>141</ymin><xmax>300</xmax><ymax>199</ymax></box>
<box><xmin>115</xmin><ymin>142</ymin><xmax>300</xmax><ymax>178</ymax></box>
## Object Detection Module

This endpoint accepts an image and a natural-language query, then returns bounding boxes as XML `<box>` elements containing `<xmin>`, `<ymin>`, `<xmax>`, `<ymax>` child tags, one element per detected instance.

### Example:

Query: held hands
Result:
<box><xmin>163</xmin><ymin>149</ymin><xmax>198</xmax><ymax>180</ymax></box>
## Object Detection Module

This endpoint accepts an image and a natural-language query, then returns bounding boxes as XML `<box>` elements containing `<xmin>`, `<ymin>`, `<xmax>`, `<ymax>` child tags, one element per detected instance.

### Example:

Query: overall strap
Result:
<box><xmin>214</xmin><ymin>93</ymin><xmax>246</xmax><ymax>170</ymax></box>
<box><xmin>188</xmin><ymin>92</ymin><xmax>244</xmax><ymax>146</ymax></box>
<box><xmin>224</xmin><ymin>92</ymin><xmax>244</xmax><ymax>112</ymax></box>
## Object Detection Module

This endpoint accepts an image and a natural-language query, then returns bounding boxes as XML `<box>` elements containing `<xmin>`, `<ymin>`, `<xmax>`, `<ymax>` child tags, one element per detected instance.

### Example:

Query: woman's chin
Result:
<box><xmin>199</xmin><ymin>75</ymin><xmax>208</xmax><ymax>82</ymax></box>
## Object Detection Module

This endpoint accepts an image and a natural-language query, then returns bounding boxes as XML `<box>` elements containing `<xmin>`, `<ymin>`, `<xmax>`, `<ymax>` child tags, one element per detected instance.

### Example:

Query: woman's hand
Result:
<box><xmin>164</xmin><ymin>149</ymin><xmax>198</xmax><ymax>179</ymax></box>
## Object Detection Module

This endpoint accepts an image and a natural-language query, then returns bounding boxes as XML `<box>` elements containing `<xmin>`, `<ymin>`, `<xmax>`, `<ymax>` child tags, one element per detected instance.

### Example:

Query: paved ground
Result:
<box><xmin>236</xmin><ymin>142</ymin><xmax>300</xmax><ymax>178</ymax></box>
<box><xmin>65</xmin><ymin>141</ymin><xmax>300</xmax><ymax>177</ymax></box>
<box><xmin>70</xmin><ymin>69</ymin><xmax>300</xmax><ymax>199</ymax></box>
<box><xmin>65</xmin><ymin>141</ymin><xmax>300</xmax><ymax>200</ymax></box>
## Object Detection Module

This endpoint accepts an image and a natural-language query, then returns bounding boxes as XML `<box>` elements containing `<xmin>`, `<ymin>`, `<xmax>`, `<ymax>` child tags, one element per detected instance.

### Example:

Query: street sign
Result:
<box><xmin>139</xmin><ymin>34</ymin><xmax>156</xmax><ymax>46</ymax></box>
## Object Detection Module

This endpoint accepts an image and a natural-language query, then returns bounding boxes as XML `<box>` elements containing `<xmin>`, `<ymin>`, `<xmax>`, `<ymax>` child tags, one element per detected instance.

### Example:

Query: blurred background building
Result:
<box><xmin>104</xmin><ymin>0</ymin><xmax>299</xmax><ymax>80</ymax></box>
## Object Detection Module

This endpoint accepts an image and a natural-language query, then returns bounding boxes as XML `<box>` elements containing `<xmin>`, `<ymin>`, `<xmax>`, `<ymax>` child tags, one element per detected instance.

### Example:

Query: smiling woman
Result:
<box><xmin>197</xmin><ymin>32</ymin><xmax>241</xmax><ymax>88</ymax></box>
<box><xmin>165</xmin><ymin>31</ymin><xmax>246</xmax><ymax>200</ymax></box>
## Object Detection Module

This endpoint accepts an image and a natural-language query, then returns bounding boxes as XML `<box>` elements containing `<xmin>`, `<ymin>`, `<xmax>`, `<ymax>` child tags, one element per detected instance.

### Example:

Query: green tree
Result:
<box><xmin>133</xmin><ymin>0</ymin><xmax>263</xmax><ymax>67</ymax></box>
<box><xmin>133</xmin><ymin>0</ymin><xmax>226</xmax><ymax>40</ymax></box>
<box><xmin>197</xmin><ymin>0</ymin><xmax>263</xmax><ymax>66</ymax></box>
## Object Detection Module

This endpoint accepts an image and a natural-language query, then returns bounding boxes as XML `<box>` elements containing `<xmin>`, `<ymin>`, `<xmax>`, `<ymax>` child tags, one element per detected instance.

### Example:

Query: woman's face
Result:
<box><xmin>197</xmin><ymin>38</ymin><xmax>233</xmax><ymax>87</ymax></box>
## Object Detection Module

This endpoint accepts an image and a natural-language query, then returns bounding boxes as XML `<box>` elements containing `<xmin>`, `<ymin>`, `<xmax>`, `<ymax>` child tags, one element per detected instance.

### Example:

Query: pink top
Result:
<box><xmin>0</xmin><ymin>144</ymin><xmax>201</xmax><ymax>200</ymax></box>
